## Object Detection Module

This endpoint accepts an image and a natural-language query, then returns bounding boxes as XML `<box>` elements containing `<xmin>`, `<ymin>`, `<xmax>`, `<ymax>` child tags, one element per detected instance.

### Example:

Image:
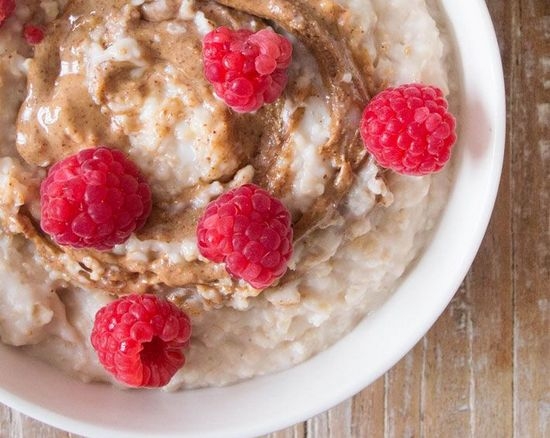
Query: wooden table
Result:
<box><xmin>1</xmin><ymin>0</ymin><xmax>548</xmax><ymax>436</ymax></box>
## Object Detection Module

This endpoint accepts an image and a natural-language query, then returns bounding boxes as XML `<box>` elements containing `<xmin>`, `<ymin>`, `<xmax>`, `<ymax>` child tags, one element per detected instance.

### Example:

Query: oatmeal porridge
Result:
<box><xmin>0</xmin><ymin>0</ymin><xmax>456</xmax><ymax>389</ymax></box>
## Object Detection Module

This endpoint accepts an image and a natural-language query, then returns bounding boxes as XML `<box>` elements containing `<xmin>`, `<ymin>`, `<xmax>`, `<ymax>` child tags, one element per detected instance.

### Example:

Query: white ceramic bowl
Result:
<box><xmin>0</xmin><ymin>0</ymin><xmax>505</xmax><ymax>436</ymax></box>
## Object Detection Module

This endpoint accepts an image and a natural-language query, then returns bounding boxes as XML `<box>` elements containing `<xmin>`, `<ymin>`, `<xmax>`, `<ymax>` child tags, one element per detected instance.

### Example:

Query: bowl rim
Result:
<box><xmin>0</xmin><ymin>0</ymin><xmax>505</xmax><ymax>437</ymax></box>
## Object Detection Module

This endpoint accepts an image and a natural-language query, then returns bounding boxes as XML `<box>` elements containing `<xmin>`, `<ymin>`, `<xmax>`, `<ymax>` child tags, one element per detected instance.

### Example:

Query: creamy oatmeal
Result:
<box><xmin>0</xmin><ymin>0</ymin><xmax>454</xmax><ymax>389</ymax></box>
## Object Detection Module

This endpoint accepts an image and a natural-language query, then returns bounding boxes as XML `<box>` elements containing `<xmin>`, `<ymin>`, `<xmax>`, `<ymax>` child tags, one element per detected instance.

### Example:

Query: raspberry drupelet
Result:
<box><xmin>202</xmin><ymin>26</ymin><xmax>293</xmax><ymax>113</ymax></box>
<box><xmin>360</xmin><ymin>83</ymin><xmax>457</xmax><ymax>176</ymax></box>
<box><xmin>91</xmin><ymin>294</ymin><xmax>192</xmax><ymax>388</ymax></box>
<box><xmin>196</xmin><ymin>184</ymin><xmax>293</xmax><ymax>290</ymax></box>
<box><xmin>40</xmin><ymin>147</ymin><xmax>152</xmax><ymax>251</ymax></box>
<box><xmin>23</xmin><ymin>24</ymin><xmax>45</xmax><ymax>45</ymax></box>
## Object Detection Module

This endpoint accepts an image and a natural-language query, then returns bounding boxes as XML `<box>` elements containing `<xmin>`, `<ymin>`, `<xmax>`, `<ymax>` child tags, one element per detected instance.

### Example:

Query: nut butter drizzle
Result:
<box><xmin>16</xmin><ymin>1</ymin><xmax>132</xmax><ymax>167</ymax></box>
<box><xmin>14</xmin><ymin>0</ymin><xmax>380</xmax><ymax>307</ymax></box>
<box><xmin>212</xmin><ymin>0</ymin><xmax>372</xmax><ymax>236</ymax></box>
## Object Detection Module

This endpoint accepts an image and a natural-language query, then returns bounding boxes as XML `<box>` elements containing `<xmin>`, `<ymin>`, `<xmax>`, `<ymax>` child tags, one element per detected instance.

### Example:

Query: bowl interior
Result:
<box><xmin>0</xmin><ymin>0</ymin><xmax>505</xmax><ymax>437</ymax></box>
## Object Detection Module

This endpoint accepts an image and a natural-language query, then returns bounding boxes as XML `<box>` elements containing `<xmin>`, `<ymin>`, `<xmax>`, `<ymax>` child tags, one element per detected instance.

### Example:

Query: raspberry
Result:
<box><xmin>23</xmin><ymin>24</ymin><xmax>45</xmax><ymax>45</ymax></box>
<box><xmin>0</xmin><ymin>0</ymin><xmax>15</xmax><ymax>27</ymax></box>
<box><xmin>196</xmin><ymin>184</ymin><xmax>293</xmax><ymax>289</ymax></box>
<box><xmin>202</xmin><ymin>26</ymin><xmax>293</xmax><ymax>113</ymax></box>
<box><xmin>91</xmin><ymin>294</ymin><xmax>192</xmax><ymax>388</ymax></box>
<box><xmin>40</xmin><ymin>147</ymin><xmax>152</xmax><ymax>251</ymax></box>
<box><xmin>360</xmin><ymin>83</ymin><xmax>457</xmax><ymax>176</ymax></box>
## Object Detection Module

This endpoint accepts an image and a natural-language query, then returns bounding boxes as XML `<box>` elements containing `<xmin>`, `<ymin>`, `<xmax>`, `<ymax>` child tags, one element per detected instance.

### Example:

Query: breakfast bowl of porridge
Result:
<box><xmin>0</xmin><ymin>0</ymin><xmax>504</xmax><ymax>436</ymax></box>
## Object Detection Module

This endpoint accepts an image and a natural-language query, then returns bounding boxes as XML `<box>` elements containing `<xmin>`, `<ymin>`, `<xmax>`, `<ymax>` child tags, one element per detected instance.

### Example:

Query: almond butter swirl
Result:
<box><xmin>12</xmin><ymin>0</ymin><xmax>381</xmax><ymax>310</ymax></box>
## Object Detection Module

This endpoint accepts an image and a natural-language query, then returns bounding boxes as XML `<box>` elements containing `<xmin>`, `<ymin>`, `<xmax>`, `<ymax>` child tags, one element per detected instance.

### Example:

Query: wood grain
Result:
<box><xmin>385</xmin><ymin>344</ymin><xmax>423</xmax><ymax>438</ymax></box>
<box><xmin>350</xmin><ymin>377</ymin><xmax>385</xmax><ymax>437</ymax></box>
<box><xmin>511</xmin><ymin>1</ymin><xmax>550</xmax><ymax>437</ymax></box>
<box><xmin>2</xmin><ymin>0</ymin><xmax>549</xmax><ymax>437</ymax></box>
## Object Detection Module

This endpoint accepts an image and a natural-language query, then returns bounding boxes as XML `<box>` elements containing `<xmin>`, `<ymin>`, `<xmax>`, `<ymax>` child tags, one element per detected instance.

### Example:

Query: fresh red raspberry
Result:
<box><xmin>196</xmin><ymin>184</ymin><xmax>293</xmax><ymax>289</ymax></box>
<box><xmin>202</xmin><ymin>26</ymin><xmax>293</xmax><ymax>113</ymax></box>
<box><xmin>23</xmin><ymin>24</ymin><xmax>45</xmax><ymax>44</ymax></box>
<box><xmin>360</xmin><ymin>83</ymin><xmax>457</xmax><ymax>176</ymax></box>
<box><xmin>0</xmin><ymin>0</ymin><xmax>15</xmax><ymax>27</ymax></box>
<box><xmin>91</xmin><ymin>294</ymin><xmax>192</xmax><ymax>388</ymax></box>
<box><xmin>40</xmin><ymin>147</ymin><xmax>152</xmax><ymax>251</ymax></box>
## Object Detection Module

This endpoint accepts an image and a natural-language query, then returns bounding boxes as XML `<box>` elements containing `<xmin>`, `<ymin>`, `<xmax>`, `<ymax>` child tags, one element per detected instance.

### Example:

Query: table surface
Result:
<box><xmin>2</xmin><ymin>0</ymin><xmax>549</xmax><ymax>437</ymax></box>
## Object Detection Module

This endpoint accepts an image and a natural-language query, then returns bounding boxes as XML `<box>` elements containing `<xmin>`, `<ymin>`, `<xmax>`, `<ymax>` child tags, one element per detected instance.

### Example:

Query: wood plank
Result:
<box><xmin>306</xmin><ymin>399</ymin><xmax>352</xmax><ymax>438</ymax></box>
<box><xmin>421</xmin><ymin>285</ymin><xmax>473</xmax><ymax>438</ymax></box>
<box><xmin>385</xmin><ymin>342</ymin><xmax>423</xmax><ymax>438</ymax></box>
<box><xmin>464</xmin><ymin>1</ymin><xmax>515</xmax><ymax>436</ymax></box>
<box><xmin>327</xmin><ymin>399</ymin><xmax>352</xmax><ymax>436</ymax></box>
<box><xmin>465</xmin><ymin>165</ymin><xmax>514</xmax><ymax>437</ymax></box>
<box><xmin>266</xmin><ymin>423</ymin><xmax>305</xmax><ymax>438</ymax></box>
<box><xmin>511</xmin><ymin>0</ymin><xmax>550</xmax><ymax>437</ymax></box>
<box><xmin>350</xmin><ymin>376</ymin><xmax>385</xmax><ymax>437</ymax></box>
<box><xmin>0</xmin><ymin>403</ymin><xmax>13</xmax><ymax>438</ymax></box>
<box><xmin>467</xmin><ymin>219</ymin><xmax>514</xmax><ymax>438</ymax></box>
